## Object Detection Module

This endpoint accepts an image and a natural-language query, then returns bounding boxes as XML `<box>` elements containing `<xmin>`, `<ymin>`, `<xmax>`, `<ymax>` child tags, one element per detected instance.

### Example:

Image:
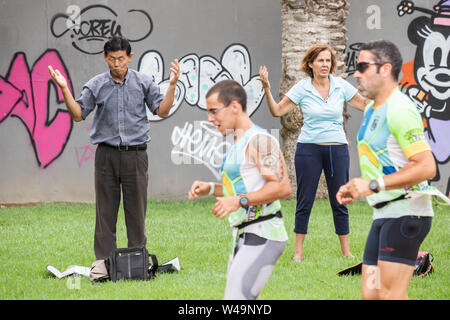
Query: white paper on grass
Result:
<box><xmin>46</xmin><ymin>265</ymin><xmax>90</xmax><ymax>278</ymax></box>
<box><xmin>162</xmin><ymin>257</ymin><xmax>180</xmax><ymax>271</ymax></box>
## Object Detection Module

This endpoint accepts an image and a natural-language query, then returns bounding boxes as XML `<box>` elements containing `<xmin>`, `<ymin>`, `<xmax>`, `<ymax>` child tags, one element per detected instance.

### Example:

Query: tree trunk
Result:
<box><xmin>280</xmin><ymin>0</ymin><xmax>350</xmax><ymax>199</ymax></box>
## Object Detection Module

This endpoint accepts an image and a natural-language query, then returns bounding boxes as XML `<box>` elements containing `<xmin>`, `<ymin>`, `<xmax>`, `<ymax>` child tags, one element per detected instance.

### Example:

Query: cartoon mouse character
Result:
<box><xmin>398</xmin><ymin>0</ymin><xmax>450</xmax><ymax>195</ymax></box>
<box><xmin>406</xmin><ymin>15</ymin><xmax>450</xmax><ymax>125</ymax></box>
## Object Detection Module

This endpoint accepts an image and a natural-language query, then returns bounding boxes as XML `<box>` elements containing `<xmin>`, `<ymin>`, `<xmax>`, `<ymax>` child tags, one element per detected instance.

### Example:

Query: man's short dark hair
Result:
<box><xmin>104</xmin><ymin>36</ymin><xmax>132</xmax><ymax>56</ymax></box>
<box><xmin>360</xmin><ymin>40</ymin><xmax>403</xmax><ymax>81</ymax></box>
<box><xmin>205</xmin><ymin>80</ymin><xmax>247</xmax><ymax>111</ymax></box>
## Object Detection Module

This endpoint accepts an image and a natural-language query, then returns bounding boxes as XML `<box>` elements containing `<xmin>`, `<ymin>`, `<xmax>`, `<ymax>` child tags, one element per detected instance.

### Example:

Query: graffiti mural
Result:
<box><xmin>0</xmin><ymin>50</ymin><xmax>73</xmax><ymax>168</ymax></box>
<box><xmin>50</xmin><ymin>4</ymin><xmax>153</xmax><ymax>55</ymax></box>
<box><xmin>344</xmin><ymin>42</ymin><xmax>363</xmax><ymax>75</ymax></box>
<box><xmin>171</xmin><ymin>121</ymin><xmax>232</xmax><ymax>180</ymax></box>
<box><xmin>138</xmin><ymin>44</ymin><xmax>265</xmax><ymax>121</ymax></box>
<box><xmin>0</xmin><ymin>0</ymin><xmax>284</xmax><ymax>202</ymax></box>
<box><xmin>139</xmin><ymin>44</ymin><xmax>265</xmax><ymax>178</ymax></box>
<box><xmin>170</xmin><ymin>120</ymin><xmax>281</xmax><ymax>180</ymax></box>
<box><xmin>397</xmin><ymin>0</ymin><xmax>450</xmax><ymax>195</ymax></box>
<box><xmin>0</xmin><ymin>43</ymin><xmax>263</xmax><ymax>173</ymax></box>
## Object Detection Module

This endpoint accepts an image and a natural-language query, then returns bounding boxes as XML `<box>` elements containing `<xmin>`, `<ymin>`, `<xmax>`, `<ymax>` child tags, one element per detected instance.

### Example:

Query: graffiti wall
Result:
<box><xmin>1</xmin><ymin>0</ymin><xmax>448</xmax><ymax>204</ymax></box>
<box><xmin>346</xmin><ymin>0</ymin><xmax>450</xmax><ymax>197</ymax></box>
<box><xmin>0</xmin><ymin>0</ymin><xmax>282</xmax><ymax>203</ymax></box>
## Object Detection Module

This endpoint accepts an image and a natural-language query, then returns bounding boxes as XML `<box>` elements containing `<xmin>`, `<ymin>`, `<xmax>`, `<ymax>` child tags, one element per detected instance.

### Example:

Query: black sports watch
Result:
<box><xmin>369</xmin><ymin>179</ymin><xmax>379</xmax><ymax>193</ymax></box>
<box><xmin>239</xmin><ymin>195</ymin><xmax>249</xmax><ymax>208</ymax></box>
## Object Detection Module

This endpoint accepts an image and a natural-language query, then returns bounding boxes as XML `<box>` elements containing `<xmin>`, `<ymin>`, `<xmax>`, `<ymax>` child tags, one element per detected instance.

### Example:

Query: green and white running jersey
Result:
<box><xmin>357</xmin><ymin>88</ymin><xmax>434</xmax><ymax>220</ymax></box>
<box><xmin>220</xmin><ymin>125</ymin><xmax>288</xmax><ymax>242</ymax></box>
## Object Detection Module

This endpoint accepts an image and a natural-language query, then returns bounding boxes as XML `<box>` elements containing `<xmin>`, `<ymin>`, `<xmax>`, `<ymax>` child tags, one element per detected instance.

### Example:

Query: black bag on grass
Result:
<box><xmin>337</xmin><ymin>251</ymin><xmax>435</xmax><ymax>277</ymax></box>
<box><xmin>414</xmin><ymin>251</ymin><xmax>434</xmax><ymax>277</ymax></box>
<box><xmin>105</xmin><ymin>246</ymin><xmax>158</xmax><ymax>282</ymax></box>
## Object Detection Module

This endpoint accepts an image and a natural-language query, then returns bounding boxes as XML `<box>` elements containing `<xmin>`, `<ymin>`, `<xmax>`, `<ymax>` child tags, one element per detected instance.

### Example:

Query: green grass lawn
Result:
<box><xmin>0</xmin><ymin>199</ymin><xmax>448</xmax><ymax>300</ymax></box>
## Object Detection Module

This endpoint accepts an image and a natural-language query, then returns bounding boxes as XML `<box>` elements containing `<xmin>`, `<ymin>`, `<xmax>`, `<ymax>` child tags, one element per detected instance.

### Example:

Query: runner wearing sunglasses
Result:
<box><xmin>337</xmin><ymin>40</ymin><xmax>438</xmax><ymax>300</ymax></box>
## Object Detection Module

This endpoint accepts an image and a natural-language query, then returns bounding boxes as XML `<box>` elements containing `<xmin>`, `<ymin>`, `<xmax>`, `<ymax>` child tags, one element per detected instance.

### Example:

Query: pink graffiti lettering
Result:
<box><xmin>0</xmin><ymin>50</ymin><xmax>73</xmax><ymax>168</ymax></box>
<box><xmin>75</xmin><ymin>144</ymin><xmax>97</xmax><ymax>168</ymax></box>
<box><xmin>0</xmin><ymin>77</ymin><xmax>23</xmax><ymax>121</ymax></box>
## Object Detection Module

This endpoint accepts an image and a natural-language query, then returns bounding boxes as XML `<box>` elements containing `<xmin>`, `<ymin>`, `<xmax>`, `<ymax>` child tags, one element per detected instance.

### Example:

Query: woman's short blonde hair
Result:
<box><xmin>300</xmin><ymin>44</ymin><xmax>337</xmax><ymax>78</ymax></box>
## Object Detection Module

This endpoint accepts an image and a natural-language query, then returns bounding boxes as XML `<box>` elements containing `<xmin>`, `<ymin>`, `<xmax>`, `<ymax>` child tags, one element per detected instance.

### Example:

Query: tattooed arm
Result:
<box><xmin>210</xmin><ymin>133</ymin><xmax>292</xmax><ymax>220</ymax></box>
<box><xmin>244</xmin><ymin>133</ymin><xmax>291</xmax><ymax>205</ymax></box>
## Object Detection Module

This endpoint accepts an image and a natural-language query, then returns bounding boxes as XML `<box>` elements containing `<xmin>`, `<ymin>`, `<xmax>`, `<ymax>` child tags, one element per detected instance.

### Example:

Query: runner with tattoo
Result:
<box><xmin>188</xmin><ymin>80</ymin><xmax>291</xmax><ymax>300</ymax></box>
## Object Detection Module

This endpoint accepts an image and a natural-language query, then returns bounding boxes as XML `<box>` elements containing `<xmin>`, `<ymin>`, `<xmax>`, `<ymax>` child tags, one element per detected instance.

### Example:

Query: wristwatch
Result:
<box><xmin>369</xmin><ymin>179</ymin><xmax>379</xmax><ymax>193</ymax></box>
<box><xmin>239</xmin><ymin>194</ymin><xmax>249</xmax><ymax>208</ymax></box>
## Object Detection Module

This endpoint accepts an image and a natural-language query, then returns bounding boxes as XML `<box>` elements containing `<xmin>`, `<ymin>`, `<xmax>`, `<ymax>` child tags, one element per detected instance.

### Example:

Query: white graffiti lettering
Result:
<box><xmin>171</xmin><ymin>121</ymin><xmax>233</xmax><ymax>180</ymax></box>
<box><xmin>138</xmin><ymin>44</ymin><xmax>265</xmax><ymax>121</ymax></box>
<box><xmin>366</xmin><ymin>5</ymin><xmax>382</xmax><ymax>30</ymax></box>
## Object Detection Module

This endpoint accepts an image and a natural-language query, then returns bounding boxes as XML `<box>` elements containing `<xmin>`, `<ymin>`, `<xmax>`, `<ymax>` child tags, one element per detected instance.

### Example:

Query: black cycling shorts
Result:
<box><xmin>363</xmin><ymin>215</ymin><xmax>432</xmax><ymax>266</ymax></box>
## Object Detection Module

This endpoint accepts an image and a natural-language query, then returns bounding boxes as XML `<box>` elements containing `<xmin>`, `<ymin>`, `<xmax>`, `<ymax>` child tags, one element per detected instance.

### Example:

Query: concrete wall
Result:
<box><xmin>0</xmin><ymin>0</ymin><xmax>282</xmax><ymax>203</ymax></box>
<box><xmin>345</xmin><ymin>0</ymin><xmax>450</xmax><ymax>197</ymax></box>
<box><xmin>1</xmin><ymin>0</ymin><xmax>449</xmax><ymax>204</ymax></box>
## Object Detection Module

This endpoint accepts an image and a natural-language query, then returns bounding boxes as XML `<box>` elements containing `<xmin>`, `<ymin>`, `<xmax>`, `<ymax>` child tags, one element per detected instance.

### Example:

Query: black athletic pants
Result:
<box><xmin>294</xmin><ymin>143</ymin><xmax>350</xmax><ymax>235</ymax></box>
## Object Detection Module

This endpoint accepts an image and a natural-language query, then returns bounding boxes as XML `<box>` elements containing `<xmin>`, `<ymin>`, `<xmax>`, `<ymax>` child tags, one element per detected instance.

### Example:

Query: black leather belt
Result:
<box><xmin>373</xmin><ymin>194</ymin><xmax>407</xmax><ymax>209</ymax></box>
<box><xmin>100</xmin><ymin>143</ymin><xmax>147</xmax><ymax>151</ymax></box>
<box><xmin>235</xmin><ymin>210</ymin><xmax>282</xmax><ymax>230</ymax></box>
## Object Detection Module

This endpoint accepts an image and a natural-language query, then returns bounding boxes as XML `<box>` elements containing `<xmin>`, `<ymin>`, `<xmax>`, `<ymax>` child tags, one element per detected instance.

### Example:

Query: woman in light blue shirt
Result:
<box><xmin>260</xmin><ymin>44</ymin><xmax>368</xmax><ymax>261</ymax></box>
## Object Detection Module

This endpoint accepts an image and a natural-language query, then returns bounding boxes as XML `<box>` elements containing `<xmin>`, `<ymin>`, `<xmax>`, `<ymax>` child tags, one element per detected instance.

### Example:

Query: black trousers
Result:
<box><xmin>94</xmin><ymin>144</ymin><xmax>148</xmax><ymax>259</ymax></box>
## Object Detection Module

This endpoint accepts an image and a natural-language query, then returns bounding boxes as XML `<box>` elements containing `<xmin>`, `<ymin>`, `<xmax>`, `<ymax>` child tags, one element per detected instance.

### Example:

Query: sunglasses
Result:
<box><xmin>207</xmin><ymin>103</ymin><xmax>230</xmax><ymax>116</ymax></box>
<box><xmin>356</xmin><ymin>61</ymin><xmax>384</xmax><ymax>73</ymax></box>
